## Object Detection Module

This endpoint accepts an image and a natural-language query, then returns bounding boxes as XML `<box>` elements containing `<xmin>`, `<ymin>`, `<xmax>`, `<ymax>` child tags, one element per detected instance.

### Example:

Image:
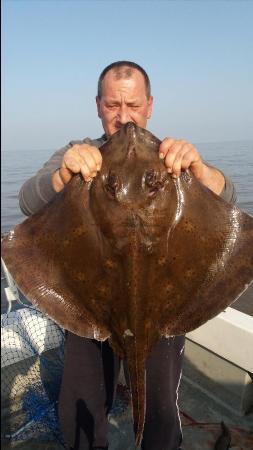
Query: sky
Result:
<box><xmin>2</xmin><ymin>0</ymin><xmax>253</xmax><ymax>152</ymax></box>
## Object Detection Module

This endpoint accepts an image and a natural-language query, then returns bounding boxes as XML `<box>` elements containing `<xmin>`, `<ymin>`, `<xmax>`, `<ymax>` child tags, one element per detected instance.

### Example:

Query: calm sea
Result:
<box><xmin>1</xmin><ymin>140</ymin><xmax>253</xmax><ymax>233</ymax></box>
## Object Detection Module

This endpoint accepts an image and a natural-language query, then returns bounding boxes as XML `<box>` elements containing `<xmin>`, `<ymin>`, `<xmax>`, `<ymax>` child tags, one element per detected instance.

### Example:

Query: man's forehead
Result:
<box><xmin>101</xmin><ymin>76</ymin><xmax>147</xmax><ymax>98</ymax></box>
<box><xmin>103</xmin><ymin>93</ymin><xmax>144</xmax><ymax>102</ymax></box>
<box><xmin>102</xmin><ymin>68</ymin><xmax>146</xmax><ymax>89</ymax></box>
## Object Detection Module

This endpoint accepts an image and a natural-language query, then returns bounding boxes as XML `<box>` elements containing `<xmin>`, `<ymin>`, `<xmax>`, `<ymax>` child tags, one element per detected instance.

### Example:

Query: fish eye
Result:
<box><xmin>104</xmin><ymin>171</ymin><xmax>120</xmax><ymax>198</ymax></box>
<box><xmin>145</xmin><ymin>169</ymin><xmax>164</xmax><ymax>197</ymax></box>
<box><xmin>145</xmin><ymin>169</ymin><xmax>158</xmax><ymax>187</ymax></box>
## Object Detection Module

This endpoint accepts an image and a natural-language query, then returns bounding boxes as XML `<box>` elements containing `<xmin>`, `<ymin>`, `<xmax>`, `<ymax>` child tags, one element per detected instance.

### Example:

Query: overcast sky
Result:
<box><xmin>2</xmin><ymin>0</ymin><xmax>253</xmax><ymax>151</ymax></box>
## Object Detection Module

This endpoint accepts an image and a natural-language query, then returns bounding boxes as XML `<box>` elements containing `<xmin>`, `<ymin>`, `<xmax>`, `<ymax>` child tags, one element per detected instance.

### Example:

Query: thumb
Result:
<box><xmin>59</xmin><ymin>167</ymin><xmax>74</xmax><ymax>185</ymax></box>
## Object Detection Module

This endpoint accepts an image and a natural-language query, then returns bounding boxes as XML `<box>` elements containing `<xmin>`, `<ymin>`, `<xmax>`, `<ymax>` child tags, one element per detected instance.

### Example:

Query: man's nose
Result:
<box><xmin>117</xmin><ymin>105</ymin><xmax>131</xmax><ymax>124</ymax></box>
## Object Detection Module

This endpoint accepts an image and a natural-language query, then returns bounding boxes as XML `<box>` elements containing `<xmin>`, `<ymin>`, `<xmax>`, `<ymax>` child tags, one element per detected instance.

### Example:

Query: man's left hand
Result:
<box><xmin>159</xmin><ymin>138</ymin><xmax>204</xmax><ymax>180</ymax></box>
<box><xmin>159</xmin><ymin>137</ymin><xmax>225</xmax><ymax>195</ymax></box>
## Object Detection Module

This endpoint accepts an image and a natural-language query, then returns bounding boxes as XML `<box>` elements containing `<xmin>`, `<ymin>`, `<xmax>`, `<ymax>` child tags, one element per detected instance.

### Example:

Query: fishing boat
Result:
<box><xmin>1</xmin><ymin>243</ymin><xmax>253</xmax><ymax>450</ymax></box>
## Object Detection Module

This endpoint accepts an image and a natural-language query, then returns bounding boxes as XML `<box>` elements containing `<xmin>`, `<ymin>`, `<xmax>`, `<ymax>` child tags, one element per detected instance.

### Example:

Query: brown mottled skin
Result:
<box><xmin>2</xmin><ymin>123</ymin><xmax>253</xmax><ymax>446</ymax></box>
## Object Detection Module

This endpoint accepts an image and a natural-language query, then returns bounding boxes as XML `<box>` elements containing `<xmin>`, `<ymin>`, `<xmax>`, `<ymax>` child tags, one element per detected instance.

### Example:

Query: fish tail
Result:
<box><xmin>125</xmin><ymin>339</ymin><xmax>146</xmax><ymax>447</ymax></box>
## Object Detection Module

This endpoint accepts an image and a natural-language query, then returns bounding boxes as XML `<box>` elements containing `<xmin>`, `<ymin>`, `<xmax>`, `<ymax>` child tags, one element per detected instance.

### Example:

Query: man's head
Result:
<box><xmin>96</xmin><ymin>61</ymin><xmax>153</xmax><ymax>136</ymax></box>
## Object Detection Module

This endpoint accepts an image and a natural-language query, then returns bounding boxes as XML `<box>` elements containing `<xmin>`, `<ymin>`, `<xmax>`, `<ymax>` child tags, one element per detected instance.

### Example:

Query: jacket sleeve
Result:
<box><xmin>218</xmin><ymin>172</ymin><xmax>237</xmax><ymax>205</ymax></box>
<box><xmin>18</xmin><ymin>137</ymin><xmax>101</xmax><ymax>216</ymax></box>
<box><xmin>19</xmin><ymin>144</ymin><xmax>71</xmax><ymax>216</ymax></box>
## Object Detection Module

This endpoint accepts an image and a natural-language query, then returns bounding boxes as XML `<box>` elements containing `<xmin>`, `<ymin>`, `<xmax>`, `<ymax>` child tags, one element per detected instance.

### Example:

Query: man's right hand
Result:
<box><xmin>52</xmin><ymin>143</ymin><xmax>103</xmax><ymax>192</ymax></box>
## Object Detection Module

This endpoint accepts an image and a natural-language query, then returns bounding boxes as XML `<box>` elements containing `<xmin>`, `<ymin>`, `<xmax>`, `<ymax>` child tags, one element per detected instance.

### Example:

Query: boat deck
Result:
<box><xmin>232</xmin><ymin>283</ymin><xmax>253</xmax><ymax>316</ymax></box>
<box><xmin>1</xmin><ymin>363</ymin><xmax>253</xmax><ymax>450</ymax></box>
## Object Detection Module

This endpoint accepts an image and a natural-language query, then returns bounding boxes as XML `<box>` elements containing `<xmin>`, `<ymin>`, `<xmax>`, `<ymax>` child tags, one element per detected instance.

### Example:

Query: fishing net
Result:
<box><xmin>1</xmin><ymin>303</ymin><xmax>133</xmax><ymax>450</ymax></box>
<box><xmin>0</xmin><ymin>263</ymin><xmax>132</xmax><ymax>450</ymax></box>
<box><xmin>1</xmin><ymin>296</ymin><xmax>66</xmax><ymax>449</ymax></box>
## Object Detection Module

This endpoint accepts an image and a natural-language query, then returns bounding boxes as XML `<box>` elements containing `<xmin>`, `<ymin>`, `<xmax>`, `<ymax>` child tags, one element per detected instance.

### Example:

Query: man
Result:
<box><xmin>19</xmin><ymin>61</ymin><xmax>236</xmax><ymax>450</ymax></box>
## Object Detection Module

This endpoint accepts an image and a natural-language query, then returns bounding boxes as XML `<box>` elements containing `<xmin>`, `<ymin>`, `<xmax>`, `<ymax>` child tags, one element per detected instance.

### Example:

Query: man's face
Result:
<box><xmin>96</xmin><ymin>68</ymin><xmax>153</xmax><ymax>136</ymax></box>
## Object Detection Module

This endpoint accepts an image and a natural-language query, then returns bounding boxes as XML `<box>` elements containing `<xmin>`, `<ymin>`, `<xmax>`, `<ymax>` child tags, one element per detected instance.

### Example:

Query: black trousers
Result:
<box><xmin>58</xmin><ymin>333</ymin><xmax>185</xmax><ymax>450</ymax></box>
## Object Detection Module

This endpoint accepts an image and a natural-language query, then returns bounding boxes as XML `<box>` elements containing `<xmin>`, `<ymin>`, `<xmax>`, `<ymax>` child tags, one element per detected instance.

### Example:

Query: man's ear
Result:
<box><xmin>147</xmin><ymin>95</ymin><xmax>153</xmax><ymax>119</ymax></box>
<box><xmin>96</xmin><ymin>96</ymin><xmax>101</xmax><ymax>118</ymax></box>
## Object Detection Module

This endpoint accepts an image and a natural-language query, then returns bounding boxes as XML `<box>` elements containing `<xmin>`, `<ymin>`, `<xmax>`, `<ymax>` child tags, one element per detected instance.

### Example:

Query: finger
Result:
<box><xmin>77</xmin><ymin>148</ymin><xmax>99</xmax><ymax>175</ymax></box>
<box><xmin>164</xmin><ymin>142</ymin><xmax>184</xmax><ymax>173</ymax></box>
<box><xmin>159</xmin><ymin>138</ymin><xmax>175</xmax><ymax>159</ymax></box>
<box><xmin>172</xmin><ymin>144</ymin><xmax>197</xmax><ymax>177</ymax></box>
<box><xmin>59</xmin><ymin>167</ymin><xmax>74</xmax><ymax>185</ymax></box>
<box><xmin>92</xmin><ymin>148</ymin><xmax>103</xmax><ymax>171</ymax></box>
<box><xmin>181</xmin><ymin>151</ymin><xmax>195</xmax><ymax>171</ymax></box>
<box><xmin>79</xmin><ymin>161</ymin><xmax>94</xmax><ymax>181</ymax></box>
<box><xmin>63</xmin><ymin>151</ymin><xmax>98</xmax><ymax>181</ymax></box>
<box><xmin>171</xmin><ymin>146</ymin><xmax>194</xmax><ymax>178</ymax></box>
<box><xmin>181</xmin><ymin>152</ymin><xmax>203</xmax><ymax>178</ymax></box>
<box><xmin>172</xmin><ymin>145</ymin><xmax>203</xmax><ymax>179</ymax></box>
<box><xmin>63</xmin><ymin>145</ymin><xmax>102</xmax><ymax>172</ymax></box>
<box><xmin>78</xmin><ymin>146</ymin><xmax>102</xmax><ymax>171</ymax></box>
<box><xmin>78</xmin><ymin>154</ymin><xmax>97</xmax><ymax>178</ymax></box>
<box><xmin>63</xmin><ymin>150</ymin><xmax>85</xmax><ymax>173</ymax></box>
